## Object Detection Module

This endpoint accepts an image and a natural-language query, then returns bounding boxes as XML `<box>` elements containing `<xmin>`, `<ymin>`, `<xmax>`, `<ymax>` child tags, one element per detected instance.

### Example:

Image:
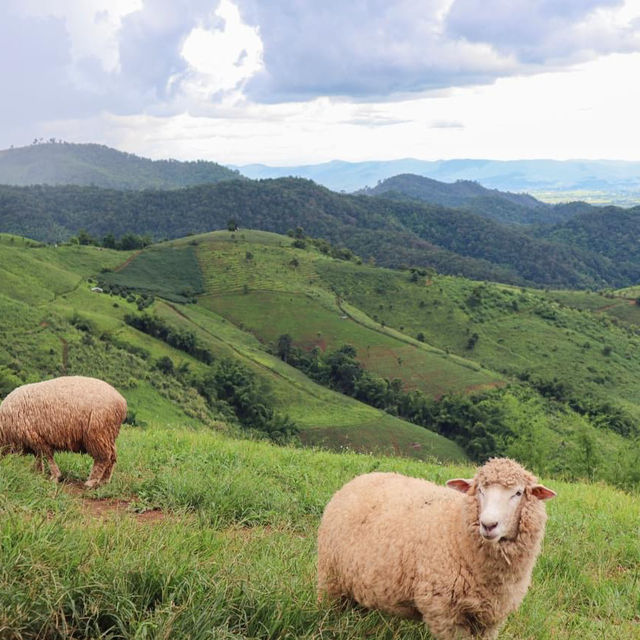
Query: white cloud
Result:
<box><xmin>177</xmin><ymin>0</ymin><xmax>263</xmax><ymax>102</ymax></box>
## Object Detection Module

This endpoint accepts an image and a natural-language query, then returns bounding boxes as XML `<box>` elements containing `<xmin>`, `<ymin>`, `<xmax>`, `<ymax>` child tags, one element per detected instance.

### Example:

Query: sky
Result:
<box><xmin>2</xmin><ymin>0</ymin><xmax>640</xmax><ymax>165</ymax></box>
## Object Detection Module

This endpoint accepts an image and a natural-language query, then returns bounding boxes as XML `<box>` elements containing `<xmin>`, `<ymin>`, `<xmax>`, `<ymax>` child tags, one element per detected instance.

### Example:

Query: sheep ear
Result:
<box><xmin>531</xmin><ymin>484</ymin><xmax>556</xmax><ymax>500</ymax></box>
<box><xmin>446</xmin><ymin>478</ymin><xmax>473</xmax><ymax>493</ymax></box>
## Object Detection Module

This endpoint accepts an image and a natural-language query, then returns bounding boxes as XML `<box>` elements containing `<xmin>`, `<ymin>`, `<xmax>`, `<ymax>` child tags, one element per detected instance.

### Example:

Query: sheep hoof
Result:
<box><xmin>84</xmin><ymin>480</ymin><xmax>99</xmax><ymax>489</ymax></box>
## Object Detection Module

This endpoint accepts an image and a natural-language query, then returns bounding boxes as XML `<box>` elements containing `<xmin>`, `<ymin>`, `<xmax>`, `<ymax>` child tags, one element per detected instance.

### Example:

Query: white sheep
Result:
<box><xmin>317</xmin><ymin>458</ymin><xmax>556</xmax><ymax>640</ymax></box>
<box><xmin>0</xmin><ymin>376</ymin><xmax>127</xmax><ymax>488</ymax></box>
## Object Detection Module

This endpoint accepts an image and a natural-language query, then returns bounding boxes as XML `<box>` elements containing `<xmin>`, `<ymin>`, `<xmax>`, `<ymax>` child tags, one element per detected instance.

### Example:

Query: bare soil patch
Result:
<box><xmin>63</xmin><ymin>481</ymin><xmax>165</xmax><ymax>524</ymax></box>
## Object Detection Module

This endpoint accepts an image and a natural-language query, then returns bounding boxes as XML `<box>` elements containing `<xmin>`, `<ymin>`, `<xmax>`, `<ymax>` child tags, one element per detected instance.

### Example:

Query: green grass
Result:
<box><xmin>0</xmin><ymin>236</ymin><xmax>466</xmax><ymax>464</ymax></box>
<box><xmin>0</xmin><ymin>425</ymin><xmax>638</xmax><ymax>639</ymax></box>
<box><xmin>154</xmin><ymin>300</ymin><xmax>467</xmax><ymax>462</ymax></box>
<box><xmin>99</xmin><ymin>245</ymin><xmax>205</xmax><ymax>302</ymax></box>
<box><xmin>201</xmin><ymin>291</ymin><xmax>500</xmax><ymax>396</ymax></box>
<box><xmin>317</xmin><ymin>261</ymin><xmax>640</xmax><ymax>419</ymax></box>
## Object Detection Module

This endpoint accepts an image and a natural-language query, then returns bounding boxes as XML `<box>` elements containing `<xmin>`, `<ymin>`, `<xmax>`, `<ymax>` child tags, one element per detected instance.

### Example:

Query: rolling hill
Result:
<box><xmin>2</xmin><ymin>179</ymin><xmax>640</xmax><ymax>289</ymax></box>
<box><xmin>0</xmin><ymin>142</ymin><xmax>241</xmax><ymax>189</ymax></box>
<box><xmin>0</xmin><ymin>233</ymin><xmax>638</xmax><ymax>638</ymax></box>
<box><xmin>358</xmin><ymin>173</ymin><xmax>571</xmax><ymax>225</ymax></box>
<box><xmin>0</xmin><ymin>232</ymin><xmax>468</xmax><ymax>463</ymax></box>
<box><xmin>4</xmin><ymin>229</ymin><xmax>636</xmax><ymax>487</ymax></box>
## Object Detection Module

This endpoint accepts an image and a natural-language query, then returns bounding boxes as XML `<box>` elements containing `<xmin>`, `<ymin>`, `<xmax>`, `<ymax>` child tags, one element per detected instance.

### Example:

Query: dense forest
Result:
<box><xmin>1</xmin><ymin>178</ymin><xmax>640</xmax><ymax>288</ymax></box>
<box><xmin>358</xmin><ymin>173</ymin><xmax>563</xmax><ymax>224</ymax></box>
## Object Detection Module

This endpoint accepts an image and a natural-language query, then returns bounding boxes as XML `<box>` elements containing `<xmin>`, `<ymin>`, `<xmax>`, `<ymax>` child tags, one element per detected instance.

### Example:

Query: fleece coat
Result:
<box><xmin>0</xmin><ymin>376</ymin><xmax>127</xmax><ymax>486</ymax></box>
<box><xmin>317</xmin><ymin>459</ymin><xmax>550</xmax><ymax>640</ymax></box>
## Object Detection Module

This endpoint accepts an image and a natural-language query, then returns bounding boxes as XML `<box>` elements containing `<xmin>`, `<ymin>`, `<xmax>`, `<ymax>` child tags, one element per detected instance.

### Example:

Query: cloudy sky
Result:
<box><xmin>2</xmin><ymin>0</ymin><xmax>640</xmax><ymax>165</ymax></box>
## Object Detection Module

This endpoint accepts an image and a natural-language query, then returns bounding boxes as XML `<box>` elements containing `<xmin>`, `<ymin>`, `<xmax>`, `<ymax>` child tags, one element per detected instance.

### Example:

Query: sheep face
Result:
<box><xmin>476</xmin><ymin>483</ymin><xmax>525</xmax><ymax>542</ymax></box>
<box><xmin>447</xmin><ymin>458</ymin><xmax>556</xmax><ymax>544</ymax></box>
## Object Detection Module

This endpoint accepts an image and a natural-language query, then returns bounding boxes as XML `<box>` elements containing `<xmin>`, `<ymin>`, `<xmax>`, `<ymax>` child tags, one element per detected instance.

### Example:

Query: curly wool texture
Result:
<box><xmin>0</xmin><ymin>376</ymin><xmax>127</xmax><ymax>486</ymax></box>
<box><xmin>317</xmin><ymin>458</ymin><xmax>550</xmax><ymax>640</ymax></box>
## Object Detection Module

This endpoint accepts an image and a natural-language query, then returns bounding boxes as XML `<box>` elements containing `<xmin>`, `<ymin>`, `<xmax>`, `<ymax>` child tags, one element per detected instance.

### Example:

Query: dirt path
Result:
<box><xmin>113</xmin><ymin>250</ymin><xmax>142</xmax><ymax>272</ymax></box>
<box><xmin>64</xmin><ymin>482</ymin><xmax>165</xmax><ymax>524</ymax></box>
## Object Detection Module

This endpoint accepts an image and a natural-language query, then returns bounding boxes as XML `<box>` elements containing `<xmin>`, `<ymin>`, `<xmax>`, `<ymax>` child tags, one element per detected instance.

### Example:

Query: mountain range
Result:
<box><xmin>1</xmin><ymin>142</ymin><xmax>639</xmax><ymax>290</ymax></box>
<box><xmin>237</xmin><ymin>157</ymin><xmax>640</xmax><ymax>202</ymax></box>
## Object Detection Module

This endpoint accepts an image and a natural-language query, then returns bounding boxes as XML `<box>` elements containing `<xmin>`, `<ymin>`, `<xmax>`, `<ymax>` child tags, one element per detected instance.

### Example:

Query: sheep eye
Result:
<box><xmin>514</xmin><ymin>490</ymin><xmax>523</xmax><ymax>497</ymax></box>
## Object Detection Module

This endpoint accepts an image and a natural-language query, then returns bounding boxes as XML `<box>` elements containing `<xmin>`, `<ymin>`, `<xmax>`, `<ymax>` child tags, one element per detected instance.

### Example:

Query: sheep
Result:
<box><xmin>317</xmin><ymin>458</ymin><xmax>556</xmax><ymax>640</ymax></box>
<box><xmin>0</xmin><ymin>376</ymin><xmax>127</xmax><ymax>488</ymax></box>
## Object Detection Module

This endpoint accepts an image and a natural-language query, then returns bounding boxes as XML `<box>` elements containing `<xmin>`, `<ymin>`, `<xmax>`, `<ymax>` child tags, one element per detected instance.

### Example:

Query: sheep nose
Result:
<box><xmin>481</xmin><ymin>521</ymin><xmax>498</xmax><ymax>532</ymax></box>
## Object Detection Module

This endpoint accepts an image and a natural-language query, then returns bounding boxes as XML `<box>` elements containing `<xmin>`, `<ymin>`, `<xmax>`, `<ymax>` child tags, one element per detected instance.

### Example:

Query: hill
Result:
<box><xmin>1</xmin><ymin>232</ymin><xmax>638</xmax><ymax>637</ymax></box>
<box><xmin>0</xmin><ymin>232</ymin><xmax>467</xmax><ymax>463</ymax></box>
<box><xmin>0</xmin><ymin>142</ymin><xmax>241</xmax><ymax>189</ymax></box>
<box><xmin>2</xmin><ymin>179</ymin><xmax>640</xmax><ymax>288</ymax></box>
<box><xmin>3</xmin><ymin>229</ymin><xmax>640</xmax><ymax>488</ymax></box>
<box><xmin>358</xmin><ymin>173</ymin><xmax>572</xmax><ymax>225</ymax></box>
<box><xmin>236</xmin><ymin>157</ymin><xmax>640</xmax><ymax>203</ymax></box>
<box><xmin>535</xmin><ymin>205</ymin><xmax>640</xmax><ymax>265</ymax></box>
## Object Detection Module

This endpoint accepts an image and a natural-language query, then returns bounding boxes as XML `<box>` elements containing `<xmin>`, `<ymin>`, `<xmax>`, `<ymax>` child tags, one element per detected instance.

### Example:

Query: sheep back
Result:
<box><xmin>318</xmin><ymin>472</ymin><xmax>463</xmax><ymax>618</ymax></box>
<box><xmin>0</xmin><ymin>376</ymin><xmax>127</xmax><ymax>457</ymax></box>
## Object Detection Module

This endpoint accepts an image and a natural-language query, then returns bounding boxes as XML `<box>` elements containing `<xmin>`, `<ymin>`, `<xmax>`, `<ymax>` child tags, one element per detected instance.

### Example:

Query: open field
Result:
<box><xmin>0</xmin><ymin>425</ymin><xmax>638</xmax><ymax>639</ymax></box>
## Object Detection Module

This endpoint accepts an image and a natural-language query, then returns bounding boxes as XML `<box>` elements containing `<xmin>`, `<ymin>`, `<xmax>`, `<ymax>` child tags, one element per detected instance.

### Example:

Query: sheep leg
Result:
<box><xmin>33</xmin><ymin>454</ymin><xmax>45</xmax><ymax>474</ymax></box>
<box><xmin>85</xmin><ymin>459</ymin><xmax>108</xmax><ymax>489</ymax></box>
<box><xmin>42</xmin><ymin>450</ymin><xmax>62</xmax><ymax>482</ymax></box>
<box><xmin>99</xmin><ymin>449</ymin><xmax>117</xmax><ymax>484</ymax></box>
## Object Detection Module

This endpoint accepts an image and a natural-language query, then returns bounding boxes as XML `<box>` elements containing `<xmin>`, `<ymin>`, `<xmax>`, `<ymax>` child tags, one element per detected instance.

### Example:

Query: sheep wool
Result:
<box><xmin>317</xmin><ymin>458</ymin><xmax>555</xmax><ymax>640</ymax></box>
<box><xmin>0</xmin><ymin>376</ymin><xmax>127</xmax><ymax>487</ymax></box>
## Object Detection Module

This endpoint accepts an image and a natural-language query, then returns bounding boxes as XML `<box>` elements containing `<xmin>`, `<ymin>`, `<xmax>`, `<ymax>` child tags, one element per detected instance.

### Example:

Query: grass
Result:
<box><xmin>0</xmin><ymin>235</ymin><xmax>467</xmax><ymax>464</ymax></box>
<box><xmin>0</xmin><ymin>424</ymin><xmax>638</xmax><ymax>639</ymax></box>
<box><xmin>317</xmin><ymin>261</ymin><xmax>640</xmax><ymax>420</ymax></box>
<box><xmin>98</xmin><ymin>245</ymin><xmax>205</xmax><ymax>302</ymax></box>
<box><xmin>200</xmin><ymin>291</ymin><xmax>500</xmax><ymax>396</ymax></box>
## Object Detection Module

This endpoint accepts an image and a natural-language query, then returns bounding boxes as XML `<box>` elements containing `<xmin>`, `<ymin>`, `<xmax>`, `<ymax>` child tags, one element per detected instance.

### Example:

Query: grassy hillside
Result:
<box><xmin>0</xmin><ymin>425</ymin><xmax>638</xmax><ymax>639</ymax></box>
<box><xmin>0</xmin><ymin>233</ymin><xmax>466</xmax><ymax>463</ymax></box>
<box><xmin>0</xmin><ymin>142</ymin><xmax>240</xmax><ymax>188</ymax></box>
<box><xmin>321</xmin><ymin>262</ymin><xmax>640</xmax><ymax>418</ymax></box>
<box><xmin>2</xmin><ymin>179</ymin><xmax>640</xmax><ymax>288</ymax></box>
<box><xmin>97</xmin><ymin>230</ymin><xmax>640</xmax><ymax>489</ymax></box>
<box><xmin>2</xmin><ymin>230</ymin><xmax>640</xmax><ymax>486</ymax></box>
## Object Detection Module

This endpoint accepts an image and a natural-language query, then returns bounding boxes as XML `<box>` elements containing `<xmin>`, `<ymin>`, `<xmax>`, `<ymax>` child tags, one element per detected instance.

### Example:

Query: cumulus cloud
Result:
<box><xmin>2</xmin><ymin>0</ymin><xmax>640</xmax><ymax>151</ymax></box>
<box><xmin>446</xmin><ymin>0</ymin><xmax>640</xmax><ymax>63</ymax></box>
<box><xmin>236</xmin><ymin>0</ymin><xmax>640</xmax><ymax>100</ymax></box>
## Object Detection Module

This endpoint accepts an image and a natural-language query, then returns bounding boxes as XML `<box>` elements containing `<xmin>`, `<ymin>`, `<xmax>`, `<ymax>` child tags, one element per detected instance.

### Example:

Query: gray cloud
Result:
<box><xmin>1</xmin><ymin>0</ymin><xmax>639</xmax><ymax>149</ymax></box>
<box><xmin>445</xmin><ymin>0</ymin><xmax>636</xmax><ymax>63</ymax></box>
<box><xmin>236</xmin><ymin>0</ymin><xmax>640</xmax><ymax>100</ymax></box>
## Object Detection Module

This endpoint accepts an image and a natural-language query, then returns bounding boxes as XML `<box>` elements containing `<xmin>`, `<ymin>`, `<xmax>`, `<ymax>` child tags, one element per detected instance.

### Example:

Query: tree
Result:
<box><xmin>227</xmin><ymin>219</ymin><xmax>238</xmax><ymax>231</ymax></box>
<box><xmin>102</xmin><ymin>233</ymin><xmax>116</xmax><ymax>249</ymax></box>
<box><xmin>77</xmin><ymin>229</ymin><xmax>96</xmax><ymax>246</ymax></box>
<box><xmin>277</xmin><ymin>334</ymin><xmax>293</xmax><ymax>362</ymax></box>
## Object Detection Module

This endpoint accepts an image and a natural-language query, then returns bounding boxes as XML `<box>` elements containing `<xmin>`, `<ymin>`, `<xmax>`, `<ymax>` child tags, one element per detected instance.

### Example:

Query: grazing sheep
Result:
<box><xmin>0</xmin><ymin>376</ymin><xmax>127</xmax><ymax>488</ymax></box>
<box><xmin>317</xmin><ymin>458</ymin><xmax>556</xmax><ymax>640</ymax></box>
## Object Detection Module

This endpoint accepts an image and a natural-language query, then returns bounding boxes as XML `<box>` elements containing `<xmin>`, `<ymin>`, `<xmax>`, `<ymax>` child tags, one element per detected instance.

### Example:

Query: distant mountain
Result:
<box><xmin>357</xmin><ymin>173</ymin><xmax>572</xmax><ymax>225</ymax></box>
<box><xmin>0</xmin><ymin>142</ymin><xmax>241</xmax><ymax>189</ymax></box>
<box><xmin>2</xmin><ymin>178</ymin><xmax>639</xmax><ymax>289</ymax></box>
<box><xmin>236</xmin><ymin>158</ymin><xmax>640</xmax><ymax>201</ymax></box>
